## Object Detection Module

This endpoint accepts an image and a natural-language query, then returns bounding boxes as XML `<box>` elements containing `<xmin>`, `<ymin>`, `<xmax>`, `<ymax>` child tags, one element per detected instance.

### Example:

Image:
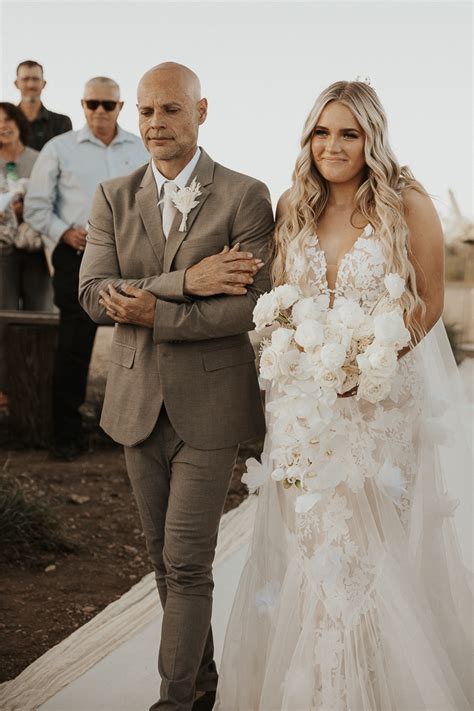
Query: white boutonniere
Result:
<box><xmin>171</xmin><ymin>177</ymin><xmax>202</xmax><ymax>232</ymax></box>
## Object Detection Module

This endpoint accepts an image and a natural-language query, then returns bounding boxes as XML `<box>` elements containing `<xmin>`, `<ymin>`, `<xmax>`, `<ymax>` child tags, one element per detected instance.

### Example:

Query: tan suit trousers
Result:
<box><xmin>124</xmin><ymin>407</ymin><xmax>238</xmax><ymax>711</ymax></box>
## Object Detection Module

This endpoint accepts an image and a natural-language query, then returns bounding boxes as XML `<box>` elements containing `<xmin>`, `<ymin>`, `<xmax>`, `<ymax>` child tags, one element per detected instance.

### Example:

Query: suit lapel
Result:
<box><xmin>136</xmin><ymin>164</ymin><xmax>166</xmax><ymax>266</ymax></box>
<box><xmin>163</xmin><ymin>150</ymin><xmax>215</xmax><ymax>273</ymax></box>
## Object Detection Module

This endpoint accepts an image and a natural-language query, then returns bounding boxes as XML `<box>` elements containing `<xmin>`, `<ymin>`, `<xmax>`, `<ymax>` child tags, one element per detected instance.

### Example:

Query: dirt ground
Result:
<box><xmin>0</xmin><ymin>328</ymin><xmax>257</xmax><ymax>683</ymax></box>
<box><xmin>0</xmin><ymin>439</ymin><xmax>252</xmax><ymax>683</ymax></box>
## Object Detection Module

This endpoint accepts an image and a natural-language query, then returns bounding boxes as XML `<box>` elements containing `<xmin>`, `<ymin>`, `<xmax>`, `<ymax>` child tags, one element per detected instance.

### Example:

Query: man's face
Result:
<box><xmin>15</xmin><ymin>65</ymin><xmax>46</xmax><ymax>102</ymax></box>
<box><xmin>81</xmin><ymin>84</ymin><xmax>123</xmax><ymax>137</ymax></box>
<box><xmin>137</xmin><ymin>70</ymin><xmax>207</xmax><ymax>164</ymax></box>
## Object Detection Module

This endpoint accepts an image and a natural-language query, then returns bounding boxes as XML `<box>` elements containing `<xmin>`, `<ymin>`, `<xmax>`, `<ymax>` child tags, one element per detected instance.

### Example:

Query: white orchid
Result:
<box><xmin>170</xmin><ymin>177</ymin><xmax>202</xmax><ymax>232</ymax></box>
<box><xmin>242</xmin><ymin>457</ymin><xmax>268</xmax><ymax>493</ymax></box>
<box><xmin>255</xmin><ymin>582</ymin><xmax>281</xmax><ymax>616</ymax></box>
<box><xmin>375</xmin><ymin>460</ymin><xmax>407</xmax><ymax>499</ymax></box>
<box><xmin>295</xmin><ymin>492</ymin><xmax>322</xmax><ymax>513</ymax></box>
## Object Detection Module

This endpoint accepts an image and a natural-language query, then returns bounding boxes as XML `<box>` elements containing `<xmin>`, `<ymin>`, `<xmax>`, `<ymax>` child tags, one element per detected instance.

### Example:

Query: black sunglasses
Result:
<box><xmin>83</xmin><ymin>100</ymin><xmax>119</xmax><ymax>112</ymax></box>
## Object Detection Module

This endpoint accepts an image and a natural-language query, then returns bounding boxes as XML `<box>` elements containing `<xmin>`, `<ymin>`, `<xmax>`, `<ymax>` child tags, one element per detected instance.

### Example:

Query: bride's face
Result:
<box><xmin>311</xmin><ymin>101</ymin><xmax>366</xmax><ymax>185</ymax></box>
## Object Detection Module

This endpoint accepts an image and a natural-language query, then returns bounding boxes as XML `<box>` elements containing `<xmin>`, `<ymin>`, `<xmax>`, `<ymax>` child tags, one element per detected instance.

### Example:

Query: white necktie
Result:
<box><xmin>161</xmin><ymin>181</ymin><xmax>177</xmax><ymax>239</ymax></box>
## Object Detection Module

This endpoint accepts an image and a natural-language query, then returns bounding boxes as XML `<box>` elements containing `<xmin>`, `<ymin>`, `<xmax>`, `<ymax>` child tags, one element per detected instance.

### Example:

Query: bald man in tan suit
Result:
<box><xmin>79</xmin><ymin>63</ymin><xmax>273</xmax><ymax>711</ymax></box>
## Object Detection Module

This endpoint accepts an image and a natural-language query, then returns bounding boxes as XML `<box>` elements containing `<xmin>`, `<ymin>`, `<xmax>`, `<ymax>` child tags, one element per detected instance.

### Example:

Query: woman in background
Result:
<box><xmin>0</xmin><ymin>102</ymin><xmax>54</xmax><ymax>410</ymax></box>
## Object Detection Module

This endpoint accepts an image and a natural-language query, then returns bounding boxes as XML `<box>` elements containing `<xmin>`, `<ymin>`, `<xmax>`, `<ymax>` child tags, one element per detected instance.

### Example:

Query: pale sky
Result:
<box><xmin>1</xmin><ymin>0</ymin><xmax>472</xmax><ymax>218</ymax></box>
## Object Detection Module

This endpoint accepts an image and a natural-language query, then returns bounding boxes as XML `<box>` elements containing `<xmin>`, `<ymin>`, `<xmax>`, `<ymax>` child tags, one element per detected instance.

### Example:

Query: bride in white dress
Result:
<box><xmin>215</xmin><ymin>81</ymin><xmax>473</xmax><ymax>710</ymax></box>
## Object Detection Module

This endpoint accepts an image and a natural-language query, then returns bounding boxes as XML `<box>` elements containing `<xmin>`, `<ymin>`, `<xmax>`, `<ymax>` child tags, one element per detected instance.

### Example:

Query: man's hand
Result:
<box><xmin>62</xmin><ymin>226</ymin><xmax>87</xmax><ymax>251</ymax></box>
<box><xmin>99</xmin><ymin>284</ymin><xmax>157</xmax><ymax>327</ymax></box>
<box><xmin>184</xmin><ymin>243</ymin><xmax>265</xmax><ymax>297</ymax></box>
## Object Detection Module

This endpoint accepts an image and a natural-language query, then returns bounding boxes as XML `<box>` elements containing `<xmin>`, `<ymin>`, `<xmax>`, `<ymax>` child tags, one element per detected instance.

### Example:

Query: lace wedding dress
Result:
<box><xmin>215</xmin><ymin>225</ymin><xmax>473</xmax><ymax>710</ymax></box>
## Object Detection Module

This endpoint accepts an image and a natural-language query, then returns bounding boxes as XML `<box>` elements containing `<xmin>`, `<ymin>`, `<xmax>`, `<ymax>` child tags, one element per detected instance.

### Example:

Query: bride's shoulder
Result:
<box><xmin>276</xmin><ymin>189</ymin><xmax>291</xmax><ymax>223</ymax></box>
<box><xmin>401</xmin><ymin>185</ymin><xmax>443</xmax><ymax>243</ymax></box>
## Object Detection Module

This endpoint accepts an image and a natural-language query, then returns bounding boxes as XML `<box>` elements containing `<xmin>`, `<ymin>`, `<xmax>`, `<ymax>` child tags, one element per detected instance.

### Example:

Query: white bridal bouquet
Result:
<box><xmin>244</xmin><ymin>275</ymin><xmax>411</xmax><ymax>511</ymax></box>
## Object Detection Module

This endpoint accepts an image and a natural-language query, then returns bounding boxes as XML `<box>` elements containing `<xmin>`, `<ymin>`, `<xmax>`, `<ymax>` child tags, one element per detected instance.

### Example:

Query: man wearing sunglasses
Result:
<box><xmin>24</xmin><ymin>76</ymin><xmax>148</xmax><ymax>460</ymax></box>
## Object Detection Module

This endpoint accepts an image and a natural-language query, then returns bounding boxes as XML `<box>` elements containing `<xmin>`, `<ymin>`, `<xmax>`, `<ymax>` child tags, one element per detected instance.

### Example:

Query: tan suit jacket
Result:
<box><xmin>79</xmin><ymin>149</ymin><xmax>274</xmax><ymax>448</ymax></box>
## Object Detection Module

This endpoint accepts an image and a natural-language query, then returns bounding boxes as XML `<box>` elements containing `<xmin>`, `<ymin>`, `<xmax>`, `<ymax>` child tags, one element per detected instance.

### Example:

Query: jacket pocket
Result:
<box><xmin>110</xmin><ymin>341</ymin><xmax>136</xmax><ymax>369</ymax></box>
<box><xmin>202</xmin><ymin>343</ymin><xmax>255</xmax><ymax>372</ymax></box>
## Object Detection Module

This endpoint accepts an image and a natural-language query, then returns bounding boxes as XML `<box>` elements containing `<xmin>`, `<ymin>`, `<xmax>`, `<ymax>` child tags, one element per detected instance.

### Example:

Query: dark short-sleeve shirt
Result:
<box><xmin>21</xmin><ymin>104</ymin><xmax>73</xmax><ymax>151</ymax></box>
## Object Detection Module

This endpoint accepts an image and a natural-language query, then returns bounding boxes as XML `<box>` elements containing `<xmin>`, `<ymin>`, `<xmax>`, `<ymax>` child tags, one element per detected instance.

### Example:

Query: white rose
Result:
<box><xmin>353</xmin><ymin>314</ymin><xmax>374</xmax><ymax>340</ymax></box>
<box><xmin>357</xmin><ymin>343</ymin><xmax>398</xmax><ymax>376</ymax></box>
<box><xmin>323</xmin><ymin>323</ymin><xmax>352</xmax><ymax>350</ymax></box>
<box><xmin>331</xmin><ymin>297</ymin><xmax>366</xmax><ymax>328</ymax></box>
<box><xmin>314</xmin><ymin>366</ymin><xmax>345</xmax><ymax>391</ymax></box>
<box><xmin>274</xmin><ymin>283</ymin><xmax>301</xmax><ymax>310</ymax></box>
<box><xmin>320</xmin><ymin>342</ymin><xmax>347</xmax><ymax>371</ymax></box>
<box><xmin>384</xmin><ymin>273</ymin><xmax>406</xmax><ymax>300</ymax></box>
<box><xmin>271</xmin><ymin>467</ymin><xmax>287</xmax><ymax>482</ymax></box>
<box><xmin>279</xmin><ymin>348</ymin><xmax>311</xmax><ymax>380</ymax></box>
<box><xmin>253</xmin><ymin>291</ymin><xmax>279</xmax><ymax>332</ymax></box>
<box><xmin>291</xmin><ymin>296</ymin><xmax>328</xmax><ymax>325</ymax></box>
<box><xmin>259</xmin><ymin>346</ymin><xmax>280</xmax><ymax>380</ymax></box>
<box><xmin>315</xmin><ymin>293</ymin><xmax>330</xmax><ymax>310</ymax></box>
<box><xmin>357</xmin><ymin>373</ymin><xmax>392</xmax><ymax>403</ymax></box>
<box><xmin>294</xmin><ymin>320</ymin><xmax>324</xmax><ymax>351</ymax></box>
<box><xmin>271</xmin><ymin>327</ymin><xmax>295</xmax><ymax>353</ymax></box>
<box><xmin>373</xmin><ymin>311</ymin><xmax>411</xmax><ymax>348</ymax></box>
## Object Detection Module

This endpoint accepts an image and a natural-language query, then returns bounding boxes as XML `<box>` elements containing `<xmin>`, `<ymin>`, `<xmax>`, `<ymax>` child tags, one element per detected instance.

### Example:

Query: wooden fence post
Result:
<box><xmin>2</xmin><ymin>312</ymin><xmax>59</xmax><ymax>447</ymax></box>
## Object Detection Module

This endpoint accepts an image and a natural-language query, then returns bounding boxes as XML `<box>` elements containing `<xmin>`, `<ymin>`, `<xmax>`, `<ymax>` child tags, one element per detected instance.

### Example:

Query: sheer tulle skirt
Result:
<box><xmin>215</xmin><ymin>322</ymin><xmax>473</xmax><ymax>710</ymax></box>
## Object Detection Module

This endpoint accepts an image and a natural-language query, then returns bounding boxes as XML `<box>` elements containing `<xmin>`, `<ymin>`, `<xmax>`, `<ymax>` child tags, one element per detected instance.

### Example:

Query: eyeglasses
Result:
<box><xmin>83</xmin><ymin>100</ymin><xmax>118</xmax><ymax>112</ymax></box>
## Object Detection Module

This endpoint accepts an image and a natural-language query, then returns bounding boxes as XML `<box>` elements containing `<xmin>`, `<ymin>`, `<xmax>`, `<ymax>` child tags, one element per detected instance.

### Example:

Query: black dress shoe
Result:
<box><xmin>192</xmin><ymin>690</ymin><xmax>216</xmax><ymax>711</ymax></box>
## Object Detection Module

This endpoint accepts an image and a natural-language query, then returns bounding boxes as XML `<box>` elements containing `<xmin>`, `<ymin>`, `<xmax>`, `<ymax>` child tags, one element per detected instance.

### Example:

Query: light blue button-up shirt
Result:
<box><xmin>24</xmin><ymin>124</ymin><xmax>149</xmax><ymax>252</ymax></box>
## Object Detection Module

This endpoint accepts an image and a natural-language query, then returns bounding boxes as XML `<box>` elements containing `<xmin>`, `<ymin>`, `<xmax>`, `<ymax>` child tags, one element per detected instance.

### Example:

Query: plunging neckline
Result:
<box><xmin>314</xmin><ymin>223</ymin><xmax>374</xmax><ymax>297</ymax></box>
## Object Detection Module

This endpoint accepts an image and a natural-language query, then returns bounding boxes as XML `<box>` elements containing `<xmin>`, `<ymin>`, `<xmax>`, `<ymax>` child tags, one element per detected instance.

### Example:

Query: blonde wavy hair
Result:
<box><xmin>273</xmin><ymin>80</ymin><xmax>426</xmax><ymax>338</ymax></box>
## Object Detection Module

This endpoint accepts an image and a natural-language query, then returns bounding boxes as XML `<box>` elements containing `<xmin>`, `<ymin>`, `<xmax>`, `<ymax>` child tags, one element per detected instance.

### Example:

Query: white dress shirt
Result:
<box><xmin>151</xmin><ymin>147</ymin><xmax>201</xmax><ymax>199</ymax></box>
<box><xmin>24</xmin><ymin>125</ymin><xmax>149</xmax><ymax>252</ymax></box>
